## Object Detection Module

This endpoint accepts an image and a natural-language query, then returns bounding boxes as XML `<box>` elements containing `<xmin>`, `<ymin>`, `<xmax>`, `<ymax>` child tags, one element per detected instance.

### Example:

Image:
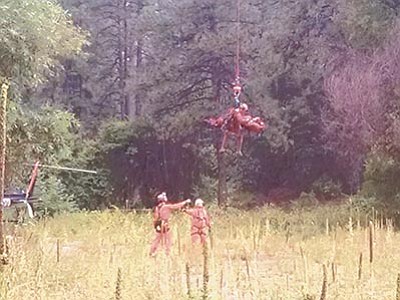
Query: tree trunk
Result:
<box><xmin>117</xmin><ymin>13</ymin><xmax>125</xmax><ymax>119</ymax></box>
<box><xmin>123</xmin><ymin>0</ymin><xmax>130</xmax><ymax>118</ymax></box>
<box><xmin>0</xmin><ymin>78</ymin><xmax>9</xmax><ymax>254</ymax></box>
<box><xmin>162</xmin><ymin>134</ymin><xmax>169</xmax><ymax>187</ymax></box>
<box><xmin>217</xmin><ymin>151</ymin><xmax>227</xmax><ymax>207</ymax></box>
<box><xmin>118</xmin><ymin>0</ymin><xmax>130</xmax><ymax>119</ymax></box>
<box><xmin>133</xmin><ymin>1</ymin><xmax>144</xmax><ymax>117</ymax></box>
<box><xmin>134</xmin><ymin>38</ymin><xmax>143</xmax><ymax>117</ymax></box>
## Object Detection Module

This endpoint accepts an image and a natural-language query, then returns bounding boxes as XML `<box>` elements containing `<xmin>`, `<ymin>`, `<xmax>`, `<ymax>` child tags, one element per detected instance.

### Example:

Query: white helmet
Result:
<box><xmin>195</xmin><ymin>198</ymin><xmax>204</xmax><ymax>207</ymax></box>
<box><xmin>240</xmin><ymin>103</ymin><xmax>248</xmax><ymax>111</ymax></box>
<box><xmin>157</xmin><ymin>192</ymin><xmax>167</xmax><ymax>202</ymax></box>
<box><xmin>2</xmin><ymin>197</ymin><xmax>10</xmax><ymax>207</ymax></box>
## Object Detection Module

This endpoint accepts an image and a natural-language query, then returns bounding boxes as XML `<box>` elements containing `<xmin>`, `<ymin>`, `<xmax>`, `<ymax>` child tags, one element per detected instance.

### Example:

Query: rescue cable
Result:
<box><xmin>233</xmin><ymin>0</ymin><xmax>242</xmax><ymax>107</ymax></box>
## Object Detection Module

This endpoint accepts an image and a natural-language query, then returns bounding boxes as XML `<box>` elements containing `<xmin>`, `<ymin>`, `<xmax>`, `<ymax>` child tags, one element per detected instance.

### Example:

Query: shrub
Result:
<box><xmin>361</xmin><ymin>151</ymin><xmax>400</xmax><ymax>216</ymax></box>
<box><xmin>290</xmin><ymin>192</ymin><xmax>319</xmax><ymax>210</ymax></box>
<box><xmin>36</xmin><ymin>176</ymin><xmax>78</xmax><ymax>217</ymax></box>
<box><xmin>311</xmin><ymin>176</ymin><xmax>343</xmax><ymax>201</ymax></box>
<box><xmin>191</xmin><ymin>175</ymin><xmax>218</xmax><ymax>205</ymax></box>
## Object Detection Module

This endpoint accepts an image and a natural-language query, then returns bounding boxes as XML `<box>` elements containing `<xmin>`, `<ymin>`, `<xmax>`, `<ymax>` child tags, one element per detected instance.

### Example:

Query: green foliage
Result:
<box><xmin>0</xmin><ymin>0</ymin><xmax>89</xmax><ymax>215</ymax></box>
<box><xmin>337</xmin><ymin>0</ymin><xmax>396</xmax><ymax>49</ymax></box>
<box><xmin>311</xmin><ymin>177</ymin><xmax>343</xmax><ymax>201</ymax></box>
<box><xmin>4</xmin><ymin>101</ymin><xmax>103</xmax><ymax>213</ymax></box>
<box><xmin>361</xmin><ymin>151</ymin><xmax>400</xmax><ymax>214</ymax></box>
<box><xmin>192</xmin><ymin>175</ymin><xmax>218</xmax><ymax>205</ymax></box>
<box><xmin>0</xmin><ymin>0</ymin><xmax>86</xmax><ymax>83</ymax></box>
<box><xmin>45</xmin><ymin>0</ymin><xmax>339</xmax><ymax>202</ymax></box>
<box><xmin>97</xmin><ymin>118</ymin><xmax>156</xmax><ymax>153</ymax></box>
<box><xmin>22</xmin><ymin>0</ymin><xmax>400</xmax><ymax>210</ymax></box>
<box><xmin>92</xmin><ymin>118</ymin><xmax>249</xmax><ymax>208</ymax></box>
<box><xmin>6</xmin><ymin>102</ymin><xmax>79</xmax><ymax>186</ymax></box>
<box><xmin>36</xmin><ymin>175</ymin><xmax>78</xmax><ymax>217</ymax></box>
<box><xmin>290</xmin><ymin>192</ymin><xmax>320</xmax><ymax>211</ymax></box>
<box><xmin>94</xmin><ymin>118</ymin><xmax>190</xmax><ymax>207</ymax></box>
<box><xmin>350</xmin><ymin>195</ymin><xmax>380</xmax><ymax>214</ymax></box>
<box><xmin>57</xmin><ymin>139</ymin><xmax>110</xmax><ymax>210</ymax></box>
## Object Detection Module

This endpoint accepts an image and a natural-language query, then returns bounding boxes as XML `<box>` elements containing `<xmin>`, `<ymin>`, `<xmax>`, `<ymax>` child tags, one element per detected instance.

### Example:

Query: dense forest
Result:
<box><xmin>3</xmin><ymin>0</ymin><xmax>400</xmax><ymax>213</ymax></box>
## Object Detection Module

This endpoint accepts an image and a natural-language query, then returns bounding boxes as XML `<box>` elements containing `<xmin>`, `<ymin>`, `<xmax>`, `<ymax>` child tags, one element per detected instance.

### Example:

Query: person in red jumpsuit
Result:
<box><xmin>184</xmin><ymin>198</ymin><xmax>211</xmax><ymax>245</ymax></box>
<box><xmin>205</xmin><ymin>102</ymin><xmax>266</xmax><ymax>155</ymax></box>
<box><xmin>150</xmin><ymin>192</ymin><xmax>191</xmax><ymax>256</ymax></box>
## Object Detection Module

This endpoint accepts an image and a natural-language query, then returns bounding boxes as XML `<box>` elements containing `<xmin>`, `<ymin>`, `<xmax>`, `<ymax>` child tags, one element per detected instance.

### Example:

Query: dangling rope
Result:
<box><xmin>235</xmin><ymin>0</ymin><xmax>241</xmax><ymax>82</ymax></box>
<box><xmin>233</xmin><ymin>0</ymin><xmax>242</xmax><ymax>107</ymax></box>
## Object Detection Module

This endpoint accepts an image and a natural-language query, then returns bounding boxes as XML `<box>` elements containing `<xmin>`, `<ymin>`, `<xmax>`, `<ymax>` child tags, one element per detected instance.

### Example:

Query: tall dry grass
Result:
<box><xmin>0</xmin><ymin>204</ymin><xmax>399</xmax><ymax>299</ymax></box>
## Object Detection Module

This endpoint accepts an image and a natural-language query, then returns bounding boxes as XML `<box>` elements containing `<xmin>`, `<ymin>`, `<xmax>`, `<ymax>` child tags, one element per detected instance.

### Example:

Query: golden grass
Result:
<box><xmin>0</xmin><ymin>205</ymin><xmax>399</xmax><ymax>299</ymax></box>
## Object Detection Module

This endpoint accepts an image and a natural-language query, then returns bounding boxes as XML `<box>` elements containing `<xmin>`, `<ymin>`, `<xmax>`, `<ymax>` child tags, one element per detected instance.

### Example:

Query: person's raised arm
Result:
<box><xmin>184</xmin><ymin>208</ymin><xmax>195</xmax><ymax>216</ymax></box>
<box><xmin>164</xmin><ymin>199</ymin><xmax>191</xmax><ymax>210</ymax></box>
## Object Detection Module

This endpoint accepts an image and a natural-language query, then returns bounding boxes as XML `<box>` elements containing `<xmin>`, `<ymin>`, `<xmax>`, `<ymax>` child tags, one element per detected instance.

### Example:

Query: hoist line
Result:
<box><xmin>235</xmin><ymin>0</ymin><xmax>241</xmax><ymax>81</ymax></box>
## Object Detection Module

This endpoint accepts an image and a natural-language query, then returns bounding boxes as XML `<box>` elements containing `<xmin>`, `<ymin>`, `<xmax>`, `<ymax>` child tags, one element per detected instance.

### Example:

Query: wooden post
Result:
<box><xmin>56</xmin><ymin>239</ymin><xmax>60</xmax><ymax>263</ymax></box>
<box><xmin>0</xmin><ymin>78</ymin><xmax>9</xmax><ymax>255</ymax></box>
<box><xmin>369</xmin><ymin>221</ymin><xmax>374</xmax><ymax>264</ymax></box>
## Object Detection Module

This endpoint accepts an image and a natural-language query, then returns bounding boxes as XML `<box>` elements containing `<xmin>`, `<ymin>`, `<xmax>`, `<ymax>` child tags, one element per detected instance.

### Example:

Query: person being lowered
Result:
<box><xmin>205</xmin><ymin>101</ymin><xmax>266</xmax><ymax>155</ymax></box>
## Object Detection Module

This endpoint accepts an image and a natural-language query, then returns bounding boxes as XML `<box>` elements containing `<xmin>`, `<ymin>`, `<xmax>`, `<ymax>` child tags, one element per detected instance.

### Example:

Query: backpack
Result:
<box><xmin>153</xmin><ymin>204</ymin><xmax>167</xmax><ymax>233</ymax></box>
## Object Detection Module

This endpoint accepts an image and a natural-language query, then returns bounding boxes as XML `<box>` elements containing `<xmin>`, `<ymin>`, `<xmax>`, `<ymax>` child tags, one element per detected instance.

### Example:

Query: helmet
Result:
<box><xmin>195</xmin><ymin>198</ymin><xmax>204</xmax><ymax>207</ymax></box>
<box><xmin>2</xmin><ymin>197</ymin><xmax>10</xmax><ymax>207</ymax></box>
<box><xmin>157</xmin><ymin>192</ymin><xmax>167</xmax><ymax>202</ymax></box>
<box><xmin>233</xmin><ymin>84</ymin><xmax>242</xmax><ymax>93</ymax></box>
<box><xmin>240</xmin><ymin>103</ymin><xmax>248</xmax><ymax>111</ymax></box>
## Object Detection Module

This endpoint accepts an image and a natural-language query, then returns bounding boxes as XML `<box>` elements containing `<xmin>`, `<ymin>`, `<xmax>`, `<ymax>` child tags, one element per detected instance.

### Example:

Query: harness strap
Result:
<box><xmin>191</xmin><ymin>231</ymin><xmax>207</xmax><ymax>236</ymax></box>
<box><xmin>191</xmin><ymin>225</ymin><xmax>207</xmax><ymax>236</ymax></box>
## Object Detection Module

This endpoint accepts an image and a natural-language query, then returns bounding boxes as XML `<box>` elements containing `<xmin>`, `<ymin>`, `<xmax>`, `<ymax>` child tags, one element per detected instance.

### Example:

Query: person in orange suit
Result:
<box><xmin>184</xmin><ymin>198</ymin><xmax>211</xmax><ymax>245</ymax></box>
<box><xmin>205</xmin><ymin>102</ymin><xmax>266</xmax><ymax>155</ymax></box>
<box><xmin>150</xmin><ymin>192</ymin><xmax>191</xmax><ymax>256</ymax></box>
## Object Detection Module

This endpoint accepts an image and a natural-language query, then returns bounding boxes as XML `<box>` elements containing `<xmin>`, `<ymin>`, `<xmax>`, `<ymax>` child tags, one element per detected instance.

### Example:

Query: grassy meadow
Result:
<box><xmin>0</xmin><ymin>203</ymin><xmax>399</xmax><ymax>300</ymax></box>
